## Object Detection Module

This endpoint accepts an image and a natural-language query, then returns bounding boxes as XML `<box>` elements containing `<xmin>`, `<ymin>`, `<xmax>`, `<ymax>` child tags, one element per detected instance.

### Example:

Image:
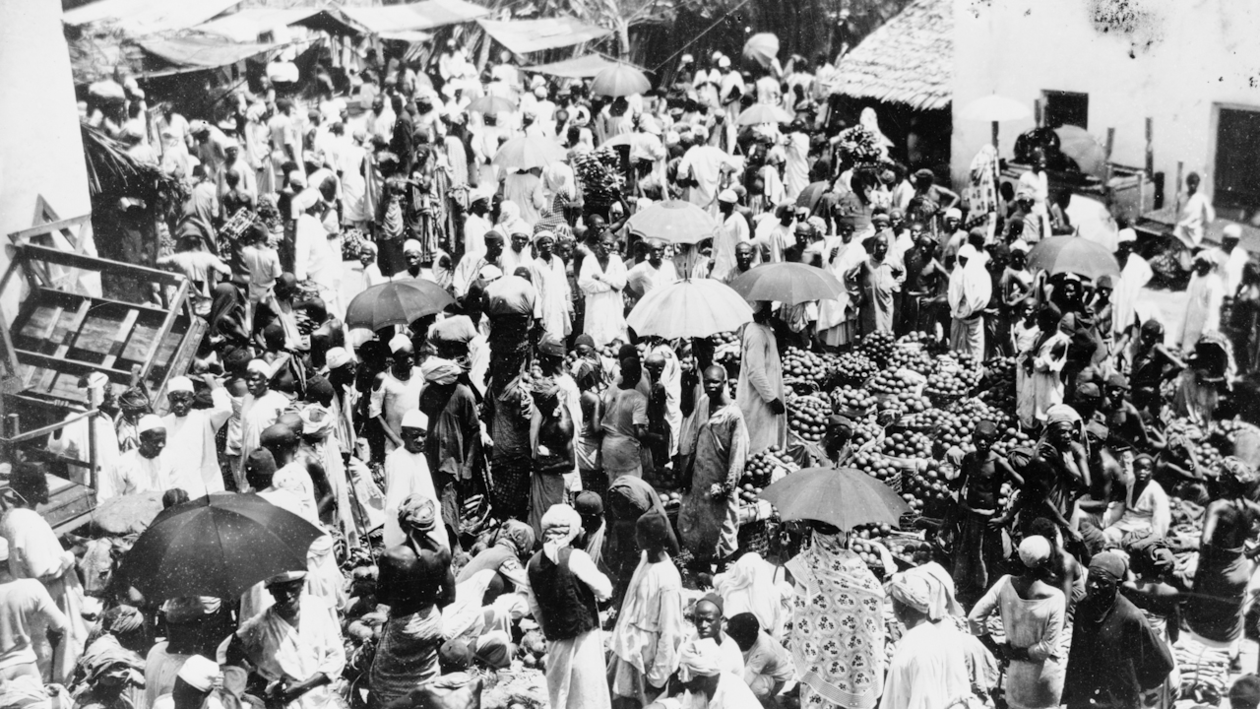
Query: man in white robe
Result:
<box><xmin>99</xmin><ymin>415</ymin><xmax>176</xmax><ymax>501</ymax></box>
<box><xmin>234</xmin><ymin>360</ymin><xmax>291</xmax><ymax>491</ymax></box>
<box><xmin>677</xmin><ymin>131</ymin><xmax>740</xmax><ymax>216</ymax></box>
<box><xmin>947</xmin><ymin>244</ymin><xmax>992</xmax><ymax>358</ymax></box>
<box><xmin>382</xmin><ymin>410</ymin><xmax>446</xmax><ymax>551</ymax></box>
<box><xmin>161</xmin><ymin>376</ymin><xmax>231</xmax><ymax>498</ymax></box>
<box><xmin>626</xmin><ymin>241</ymin><xmax>678</xmax><ymax>304</ymax></box>
<box><xmin>711</xmin><ymin>191</ymin><xmax>750</xmax><ymax>282</ymax></box>
<box><xmin>736</xmin><ymin>305</ymin><xmax>786</xmax><ymax>455</ymax></box>
<box><xmin>529</xmin><ymin>231</ymin><xmax>572</xmax><ymax>342</ymax></box>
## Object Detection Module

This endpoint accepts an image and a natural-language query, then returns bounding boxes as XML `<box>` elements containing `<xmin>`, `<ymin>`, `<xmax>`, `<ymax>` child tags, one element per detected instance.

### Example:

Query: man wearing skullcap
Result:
<box><xmin>1183</xmin><ymin>457</ymin><xmax>1260</xmax><ymax>649</ymax></box>
<box><xmin>160</xmin><ymin>374</ymin><xmax>231</xmax><ymax>498</ymax></box>
<box><xmin>1016</xmin><ymin>304</ymin><xmax>1069</xmax><ymax>429</ymax></box>
<box><xmin>1064</xmin><ymin>551</ymin><xmax>1172</xmax><ymax>709</ymax></box>
<box><xmin>738</xmin><ymin>304</ymin><xmax>787</xmax><ymax>455</ymax></box>
<box><xmin>526</xmin><ymin>504</ymin><xmax>612</xmax><ymax>709</ymax></box>
<box><xmin>418</xmin><ymin>357</ymin><xmax>481</xmax><ymax>539</ymax></box>
<box><xmin>577</xmin><ymin>226</ymin><xmax>628</xmax><ymax>349</ymax></box>
<box><xmin>231</xmin><ymin>358</ymin><xmax>289</xmax><ymax>491</ymax></box>
<box><xmin>370</xmin><ymin>496</ymin><xmax>454</xmax><ymax>708</ymax></box>
<box><xmin>0</xmin><ymin>536</ymin><xmax>70</xmax><ymax>683</ymax></box>
<box><xmin>380</xmin><ymin>407</ymin><xmax>444</xmax><ymax>551</ymax></box>
<box><xmin>679</xmin><ymin>364</ymin><xmax>749</xmax><ymax>570</ymax></box>
<box><xmin>529</xmin><ymin>230</ymin><xmax>574</xmax><ymax>342</ymax></box>
<box><xmin>370</xmin><ymin>336</ymin><xmax>423</xmax><ymax>456</ymax></box>
<box><xmin>677</xmin><ymin>131</ymin><xmax>741</xmax><ymax>219</ymax></box>
<box><xmin>230</xmin><ymin>568</ymin><xmax>345</xmax><ymax>709</ymax></box>
<box><xmin>967</xmin><ymin>535</ymin><xmax>1066</xmax><ymax>709</ymax></box>
<box><xmin>661</xmin><ymin>637</ymin><xmax>761</xmax><ymax>709</ymax></box>
<box><xmin>882</xmin><ymin>571</ymin><xmax>975</xmax><ymax>709</ymax></box>
<box><xmin>500</xmin><ymin>226</ymin><xmax>535</xmax><ymax>281</ymax></box>
<box><xmin>100</xmin><ymin>415</ymin><xmax>176</xmax><ymax>501</ymax></box>
<box><xmin>151</xmin><ymin>654</ymin><xmax>220</xmax><ymax>709</ymax></box>
<box><xmin>707</xmin><ymin>188</ymin><xmax>750</xmax><ymax>282</ymax></box>
<box><xmin>463</xmin><ymin>185</ymin><xmax>496</xmax><ymax>261</ymax></box>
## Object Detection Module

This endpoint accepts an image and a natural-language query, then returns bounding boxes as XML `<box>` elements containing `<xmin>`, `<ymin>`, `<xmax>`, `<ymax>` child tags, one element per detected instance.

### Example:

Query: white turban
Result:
<box><xmin>403</xmin><ymin>239</ymin><xmax>423</xmax><ymax>254</ymax></box>
<box><xmin>678</xmin><ymin>637</ymin><xmax>723</xmax><ymax>679</ymax></box>
<box><xmin>421</xmin><ymin>358</ymin><xmax>462</xmax><ymax>386</ymax></box>
<box><xmin>889</xmin><ymin>571</ymin><xmax>932</xmax><ymax>614</ymax></box>
<box><xmin>389</xmin><ymin>333</ymin><xmax>413</xmax><ymax>354</ymax></box>
<box><xmin>176</xmin><ymin>655</ymin><xmax>221</xmax><ymax>692</ymax></box>
<box><xmin>540</xmin><ymin>504</ymin><xmax>582</xmax><ymax>562</ymax></box>
<box><xmin>1018</xmin><ymin>535</ymin><xmax>1052</xmax><ymax>568</ymax></box>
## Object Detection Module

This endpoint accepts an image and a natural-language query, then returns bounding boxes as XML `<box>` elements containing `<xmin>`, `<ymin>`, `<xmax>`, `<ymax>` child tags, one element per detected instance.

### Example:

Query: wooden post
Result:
<box><xmin>991</xmin><ymin>121</ymin><xmax>1000</xmax><ymax>153</ymax></box>
<box><xmin>1174</xmin><ymin>161</ymin><xmax>1184</xmax><ymax>215</ymax></box>
<box><xmin>1034</xmin><ymin>99</ymin><xmax>1042</xmax><ymax>128</ymax></box>
<box><xmin>1105</xmin><ymin>127</ymin><xmax>1116</xmax><ymax>181</ymax></box>
<box><xmin>1145</xmin><ymin>117</ymin><xmax>1154</xmax><ymax>177</ymax></box>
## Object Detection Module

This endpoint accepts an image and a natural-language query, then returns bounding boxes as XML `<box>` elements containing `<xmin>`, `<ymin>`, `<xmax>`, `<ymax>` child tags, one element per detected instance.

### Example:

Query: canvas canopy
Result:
<box><xmin>339</xmin><ymin>0</ymin><xmax>488</xmax><ymax>34</ymax></box>
<box><xmin>477</xmin><ymin>16</ymin><xmax>612</xmax><ymax>55</ymax></box>
<box><xmin>195</xmin><ymin>7</ymin><xmax>368</xmax><ymax>43</ymax></box>
<box><xmin>524</xmin><ymin>53</ymin><xmax>628</xmax><ymax>78</ymax></box>
<box><xmin>63</xmin><ymin>0</ymin><xmax>245</xmax><ymax>35</ymax></box>
<box><xmin>135</xmin><ymin>35</ymin><xmax>280</xmax><ymax>69</ymax></box>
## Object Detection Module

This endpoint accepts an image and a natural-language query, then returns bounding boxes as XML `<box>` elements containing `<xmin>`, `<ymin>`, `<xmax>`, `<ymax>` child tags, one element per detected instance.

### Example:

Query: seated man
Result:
<box><xmin>725</xmin><ymin>613</ymin><xmax>793</xmax><ymax>706</ymax></box>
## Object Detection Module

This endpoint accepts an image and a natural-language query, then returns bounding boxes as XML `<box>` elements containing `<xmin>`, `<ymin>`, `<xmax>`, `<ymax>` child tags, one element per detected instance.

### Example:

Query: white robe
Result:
<box><xmin>99</xmin><ymin>449</ymin><xmax>177</xmax><ymax>501</ymax></box>
<box><xmin>736</xmin><ymin>323</ymin><xmax>786</xmax><ymax>455</ymax></box>
<box><xmin>578</xmin><ymin>254</ymin><xmax>629</xmax><ymax>348</ymax></box>
<box><xmin>381</xmin><ymin>447</ymin><xmax>445</xmax><ymax>550</ymax></box>
<box><xmin>530</xmin><ymin>255</ymin><xmax>572</xmax><ymax>341</ymax></box>
<box><xmin>816</xmin><ymin>238</ymin><xmax>866</xmax><ymax>333</ymax></box>
<box><xmin>1017</xmin><ymin>330</ymin><xmax>1069</xmax><ymax>429</ymax></box>
<box><xmin>678</xmin><ymin>145</ymin><xmax>739</xmax><ymax>215</ymax></box>
<box><xmin>711</xmin><ymin>213</ymin><xmax>750</xmax><ymax>283</ymax></box>
<box><xmin>161</xmin><ymin>387</ymin><xmax>231</xmax><ymax>498</ymax></box>
<box><xmin>236</xmin><ymin>596</ymin><xmax>345</xmax><ymax>709</ymax></box>
<box><xmin>881</xmin><ymin>621</ymin><xmax>974</xmax><ymax>709</ymax></box>
<box><xmin>1112</xmin><ymin>254</ymin><xmax>1153</xmax><ymax>337</ymax></box>
<box><xmin>1181</xmin><ymin>271</ymin><xmax>1225</xmax><ymax>351</ymax></box>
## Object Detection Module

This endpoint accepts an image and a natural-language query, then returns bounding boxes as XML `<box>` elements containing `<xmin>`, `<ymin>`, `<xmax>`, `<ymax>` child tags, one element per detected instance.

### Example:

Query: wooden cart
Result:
<box><xmin>0</xmin><ymin>244</ymin><xmax>206</xmax><ymax>530</ymax></box>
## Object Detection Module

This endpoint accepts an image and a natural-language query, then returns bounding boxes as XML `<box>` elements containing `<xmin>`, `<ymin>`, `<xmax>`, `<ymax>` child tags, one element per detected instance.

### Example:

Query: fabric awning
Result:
<box><xmin>195</xmin><ymin>7</ymin><xmax>368</xmax><ymax>42</ymax></box>
<box><xmin>63</xmin><ymin>0</ymin><xmax>246</xmax><ymax>35</ymax></box>
<box><xmin>339</xmin><ymin>0</ymin><xmax>488</xmax><ymax>34</ymax></box>
<box><xmin>525</xmin><ymin>53</ymin><xmax>628</xmax><ymax>79</ymax></box>
<box><xmin>135</xmin><ymin>35</ymin><xmax>280</xmax><ymax>69</ymax></box>
<box><xmin>477</xmin><ymin>16</ymin><xmax>612</xmax><ymax>55</ymax></box>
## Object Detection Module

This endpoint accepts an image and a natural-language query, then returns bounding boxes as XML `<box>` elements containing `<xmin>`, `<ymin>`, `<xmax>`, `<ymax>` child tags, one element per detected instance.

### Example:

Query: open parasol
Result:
<box><xmin>492</xmin><ymin>135</ymin><xmax>567</xmax><ymax>170</ymax></box>
<box><xmin>958</xmin><ymin>93</ymin><xmax>1031</xmax><ymax>154</ymax></box>
<box><xmin>728</xmin><ymin>262</ymin><xmax>844</xmax><ymax>305</ymax></box>
<box><xmin>591</xmin><ymin>63</ymin><xmax>651</xmax><ymax>98</ymax></box>
<box><xmin>116</xmin><ymin>493</ymin><xmax>323</xmax><ymax>603</ymax></box>
<box><xmin>626</xmin><ymin>200</ymin><xmax>720</xmax><ymax>245</ymax></box>
<box><xmin>742</xmin><ymin>33</ymin><xmax>780</xmax><ymax>69</ymax></box>
<box><xmin>1053</xmin><ymin>125</ymin><xmax>1107</xmax><ymax>176</ymax></box>
<box><xmin>466</xmin><ymin>95</ymin><xmax>517</xmax><ymax>114</ymax></box>
<box><xmin>736</xmin><ymin>104</ymin><xmax>793</xmax><ymax>127</ymax></box>
<box><xmin>345</xmin><ymin>280</ymin><xmax>455</xmax><ymax>331</ymax></box>
<box><xmin>1026</xmin><ymin>233</ymin><xmax>1121</xmax><ymax>281</ymax></box>
<box><xmin>627</xmin><ymin>278</ymin><xmax>753</xmax><ymax>339</ymax></box>
<box><xmin>758</xmin><ymin>467</ymin><xmax>910</xmax><ymax>529</ymax></box>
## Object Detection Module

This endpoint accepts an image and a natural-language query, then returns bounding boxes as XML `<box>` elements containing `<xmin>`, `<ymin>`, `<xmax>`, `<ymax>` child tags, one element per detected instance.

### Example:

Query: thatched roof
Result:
<box><xmin>830</xmin><ymin>0</ymin><xmax>952</xmax><ymax>111</ymax></box>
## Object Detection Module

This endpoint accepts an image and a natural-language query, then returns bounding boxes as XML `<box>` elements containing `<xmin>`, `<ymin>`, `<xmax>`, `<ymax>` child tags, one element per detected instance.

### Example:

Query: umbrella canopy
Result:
<box><xmin>627</xmin><ymin>279</ymin><xmax>753</xmax><ymax>339</ymax></box>
<box><xmin>796</xmin><ymin>181</ymin><xmax>828</xmax><ymax>211</ymax></box>
<box><xmin>492</xmin><ymin>135</ymin><xmax>567</xmax><ymax>170</ymax></box>
<box><xmin>742</xmin><ymin>33</ymin><xmax>780</xmax><ymax>69</ymax></box>
<box><xmin>728</xmin><ymin>262</ymin><xmax>844</xmax><ymax>305</ymax></box>
<box><xmin>957</xmin><ymin>94</ymin><xmax>1030</xmax><ymax>122</ymax></box>
<box><xmin>1026</xmin><ymin>234</ymin><xmax>1121</xmax><ymax>281</ymax></box>
<box><xmin>736</xmin><ymin>103</ymin><xmax>792</xmax><ymax>127</ymax></box>
<box><xmin>345</xmin><ymin>280</ymin><xmax>455</xmax><ymax>331</ymax></box>
<box><xmin>116</xmin><ymin>493</ymin><xmax>323</xmax><ymax>602</ymax></box>
<box><xmin>93</xmin><ymin>492</ymin><xmax>164</xmax><ymax>535</ymax></box>
<box><xmin>626</xmin><ymin>200</ymin><xmax>720</xmax><ymax>245</ymax></box>
<box><xmin>591</xmin><ymin>63</ymin><xmax>650</xmax><ymax>97</ymax></box>
<box><xmin>466</xmin><ymin>95</ymin><xmax>517</xmax><ymax>114</ymax></box>
<box><xmin>758</xmin><ymin>467</ymin><xmax>910</xmax><ymax>529</ymax></box>
<box><xmin>1054</xmin><ymin>125</ymin><xmax>1107</xmax><ymax>176</ymax></box>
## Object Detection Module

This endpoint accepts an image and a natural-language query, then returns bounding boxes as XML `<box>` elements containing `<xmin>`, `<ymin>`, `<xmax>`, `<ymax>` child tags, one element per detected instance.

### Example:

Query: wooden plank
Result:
<box><xmin>17</xmin><ymin>244</ymin><xmax>184</xmax><ymax>288</ymax></box>
<box><xmin>0</xmin><ymin>408</ymin><xmax>98</xmax><ymax>444</ymax></box>
<box><xmin>19</xmin><ymin>305</ymin><xmax>63</xmax><ymax>387</ymax></box>
<box><xmin>140</xmin><ymin>279</ymin><xmax>188</xmax><ymax>381</ymax></box>
<box><xmin>34</xmin><ymin>300</ymin><xmax>91</xmax><ymax>391</ymax></box>
<box><xmin>17</xmin><ymin>350</ymin><xmax>131</xmax><ymax>383</ymax></box>
<box><xmin>7</xmin><ymin>215</ymin><xmax>91</xmax><ymax>244</ymax></box>
<box><xmin>99</xmin><ymin>309</ymin><xmax>140</xmax><ymax>370</ymax></box>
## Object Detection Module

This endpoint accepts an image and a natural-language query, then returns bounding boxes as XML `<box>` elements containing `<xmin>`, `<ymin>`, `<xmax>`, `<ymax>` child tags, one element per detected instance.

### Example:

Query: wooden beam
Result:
<box><xmin>1145</xmin><ymin>117</ymin><xmax>1154</xmax><ymax>177</ymax></box>
<box><xmin>99</xmin><ymin>309</ymin><xmax>140</xmax><ymax>370</ymax></box>
<box><xmin>34</xmin><ymin>299</ymin><xmax>91</xmax><ymax>391</ymax></box>
<box><xmin>17</xmin><ymin>350</ymin><xmax>131</xmax><ymax>383</ymax></box>
<box><xmin>7</xmin><ymin>215</ymin><xmax>91</xmax><ymax>244</ymax></box>
<box><xmin>16</xmin><ymin>244</ymin><xmax>185</xmax><ymax>288</ymax></box>
<box><xmin>0</xmin><ymin>408</ymin><xmax>98</xmax><ymax>444</ymax></box>
<box><xmin>140</xmin><ymin>279</ymin><xmax>189</xmax><ymax>381</ymax></box>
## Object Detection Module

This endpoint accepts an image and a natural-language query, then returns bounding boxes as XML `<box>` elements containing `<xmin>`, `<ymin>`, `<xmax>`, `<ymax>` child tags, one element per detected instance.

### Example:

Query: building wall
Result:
<box><xmin>951</xmin><ymin>0</ymin><xmax>1260</xmax><ymax>197</ymax></box>
<box><xmin>0</xmin><ymin>0</ymin><xmax>92</xmax><ymax>325</ymax></box>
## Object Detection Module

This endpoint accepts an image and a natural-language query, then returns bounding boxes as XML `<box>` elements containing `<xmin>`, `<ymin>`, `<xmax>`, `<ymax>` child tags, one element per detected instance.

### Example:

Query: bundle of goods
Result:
<box><xmin>858</xmin><ymin>331</ymin><xmax>897</xmax><ymax>366</ymax></box>
<box><xmin>830</xmin><ymin>385</ymin><xmax>876</xmax><ymax>418</ymax></box>
<box><xmin>788</xmin><ymin>394</ymin><xmax>830</xmax><ymax>442</ymax></box>
<box><xmin>828</xmin><ymin>351</ymin><xmax>879</xmax><ymax>386</ymax></box>
<box><xmin>868</xmin><ymin>369</ymin><xmax>922</xmax><ymax>397</ymax></box>
<box><xmin>571</xmin><ymin>147</ymin><xmax>625</xmax><ymax>207</ymax></box>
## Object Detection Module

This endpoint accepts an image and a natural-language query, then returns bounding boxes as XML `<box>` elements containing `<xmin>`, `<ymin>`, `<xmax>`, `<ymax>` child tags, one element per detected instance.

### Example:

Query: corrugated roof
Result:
<box><xmin>829</xmin><ymin>0</ymin><xmax>953</xmax><ymax>110</ymax></box>
<box><xmin>478</xmin><ymin>16</ymin><xmax>612</xmax><ymax>55</ymax></box>
<box><xmin>339</xmin><ymin>0</ymin><xmax>488</xmax><ymax>34</ymax></box>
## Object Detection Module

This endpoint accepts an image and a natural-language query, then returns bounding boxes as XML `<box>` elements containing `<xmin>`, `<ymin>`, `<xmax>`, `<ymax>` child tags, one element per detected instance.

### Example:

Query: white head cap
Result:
<box><xmin>137</xmin><ymin>414</ymin><xmax>165</xmax><ymax>434</ymax></box>
<box><xmin>176</xmin><ymin>655</ymin><xmax>221</xmax><ymax>693</ymax></box>
<box><xmin>718</xmin><ymin>189</ymin><xmax>738</xmax><ymax>204</ymax></box>
<box><xmin>167</xmin><ymin>376</ymin><xmax>194</xmax><ymax>394</ymax></box>
<box><xmin>401</xmin><ymin>409</ymin><xmax>428</xmax><ymax>429</ymax></box>
<box><xmin>325</xmin><ymin>347</ymin><xmax>352</xmax><ymax>370</ymax></box>
<box><xmin>1224</xmin><ymin>224</ymin><xmax>1243</xmax><ymax>241</ymax></box>
<box><xmin>389</xmin><ymin>333</ymin><xmax>413</xmax><ymax>354</ymax></box>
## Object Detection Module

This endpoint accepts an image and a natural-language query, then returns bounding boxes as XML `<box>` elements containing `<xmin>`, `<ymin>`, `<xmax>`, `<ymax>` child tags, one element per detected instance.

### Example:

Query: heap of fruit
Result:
<box><xmin>849</xmin><ymin>536</ymin><xmax>889</xmax><ymax>569</ymax></box>
<box><xmin>883</xmin><ymin>430</ymin><xmax>933</xmax><ymax>459</ymax></box>
<box><xmin>979</xmin><ymin>358</ymin><xmax>1017</xmax><ymax>411</ymax></box>
<box><xmin>885</xmin><ymin>345</ymin><xmax>934</xmax><ymax>374</ymax></box>
<box><xmin>657</xmin><ymin>490</ymin><xmax>683</xmax><ymax>510</ymax></box>
<box><xmin>783</xmin><ymin>347</ymin><xmax>828</xmax><ymax>383</ymax></box>
<box><xmin>924</xmin><ymin>368</ymin><xmax>974</xmax><ymax>400</ymax></box>
<box><xmin>850</xmin><ymin>419</ymin><xmax>884</xmax><ymax>448</ymax></box>
<box><xmin>901</xmin><ymin>408</ymin><xmax>961</xmax><ymax>434</ymax></box>
<box><xmin>735</xmin><ymin>482</ymin><xmax>765</xmax><ymax>506</ymax></box>
<box><xmin>901</xmin><ymin>459</ymin><xmax>953</xmax><ymax>514</ymax></box>
<box><xmin>830</xmin><ymin>385</ymin><xmax>876</xmax><ymax>416</ymax></box>
<box><xmin>868</xmin><ymin>369</ymin><xmax>920</xmax><ymax>397</ymax></box>
<box><xmin>859</xmin><ymin>331</ymin><xmax>897</xmax><ymax>365</ymax></box>
<box><xmin>851</xmin><ymin>450</ymin><xmax>900</xmax><ymax>484</ymax></box>
<box><xmin>788</xmin><ymin>394</ymin><xmax>830</xmax><ymax>442</ymax></box>
<box><xmin>711</xmin><ymin>331</ymin><xmax>740</xmax><ymax>364</ymax></box>
<box><xmin>745</xmin><ymin>446</ymin><xmax>800</xmax><ymax>487</ymax></box>
<box><xmin>829</xmin><ymin>351</ymin><xmax>878</xmax><ymax>385</ymax></box>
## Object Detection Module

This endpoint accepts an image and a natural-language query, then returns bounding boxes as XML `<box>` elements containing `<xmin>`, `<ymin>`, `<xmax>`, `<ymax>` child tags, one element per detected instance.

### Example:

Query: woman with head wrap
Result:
<box><xmin>419</xmin><ymin>357</ymin><xmax>483</xmax><ymax>540</ymax></box>
<box><xmin>882</xmin><ymin>571</ymin><xmax>975</xmax><ymax>709</ymax></box>
<box><xmin>1063</xmin><ymin>552</ymin><xmax>1173</xmax><ymax>709</ymax></box>
<box><xmin>528</xmin><ymin>378</ymin><xmax>576</xmax><ymax>541</ymax></box>
<box><xmin>947</xmin><ymin>242</ymin><xmax>993</xmax><ymax>358</ymax></box>
<box><xmin>72</xmin><ymin>635</ymin><xmax>144</xmax><ymax>709</ymax></box>
<box><xmin>1008</xmin><ymin>404</ymin><xmax>1091</xmax><ymax>542</ymax></box>
<box><xmin>1016</xmin><ymin>304</ymin><xmax>1069</xmax><ymax>429</ymax></box>
<box><xmin>785</xmin><ymin>522</ymin><xmax>886</xmax><ymax>709</ymax></box>
<box><xmin>525</xmin><ymin>504</ymin><xmax>612</xmax><ymax>709</ymax></box>
<box><xmin>967</xmin><ymin>536</ymin><xmax>1067</xmax><ymax>709</ymax></box>
<box><xmin>1183</xmin><ymin>457</ymin><xmax>1260</xmax><ymax>648</ymax></box>
<box><xmin>608</xmin><ymin>512</ymin><xmax>686</xmax><ymax>709</ymax></box>
<box><xmin>664</xmin><ymin>637</ymin><xmax>762</xmax><ymax>709</ymax></box>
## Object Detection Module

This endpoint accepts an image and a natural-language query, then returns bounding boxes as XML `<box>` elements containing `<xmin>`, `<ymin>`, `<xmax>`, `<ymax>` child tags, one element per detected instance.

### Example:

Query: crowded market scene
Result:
<box><xmin>2</xmin><ymin>1</ymin><xmax>1260</xmax><ymax>709</ymax></box>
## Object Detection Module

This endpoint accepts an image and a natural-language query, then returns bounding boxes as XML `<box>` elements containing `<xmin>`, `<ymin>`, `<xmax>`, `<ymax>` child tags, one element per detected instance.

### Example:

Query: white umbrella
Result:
<box><xmin>626</xmin><ymin>279</ymin><xmax>753</xmax><ymax>339</ymax></box>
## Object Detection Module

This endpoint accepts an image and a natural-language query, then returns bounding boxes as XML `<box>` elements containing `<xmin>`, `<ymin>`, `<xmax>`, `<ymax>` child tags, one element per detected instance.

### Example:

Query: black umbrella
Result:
<box><xmin>116</xmin><ymin>493</ymin><xmax>322</xmax><ymax>603</ymax></box>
